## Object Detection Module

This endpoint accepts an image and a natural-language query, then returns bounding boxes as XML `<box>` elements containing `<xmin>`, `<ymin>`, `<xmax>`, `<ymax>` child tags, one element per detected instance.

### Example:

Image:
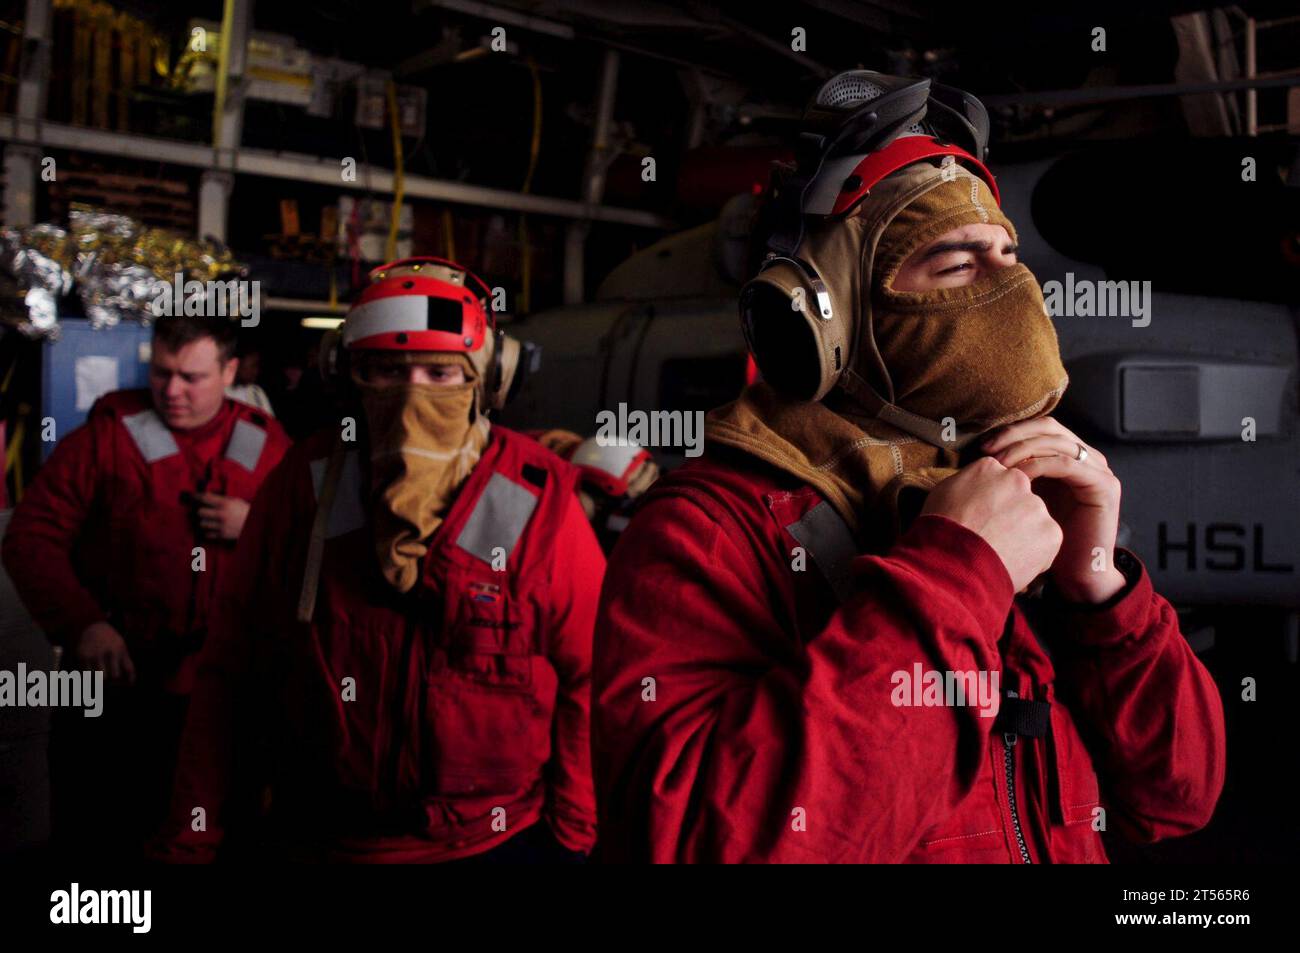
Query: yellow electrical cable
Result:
<box><xmin>153</xmin><ymin>35</ymin><xmax>170</xmax><ymax>80</ymax></box>
<box><xmin>4</xmin><ymin>424</ymin><xmax>19</xmax><ymax>469</ymax></box>
<box><xmin>3</xmin><ymin>360</ymin><xmax>25</xmax><ymax>500</ymax></box>
<box><xmin>212</xmin><ymin>0</ymin><xmax>235</xmax><ymax>147</ymax></box>
<box><xmin>518</xmin><ymin>56</ymin><xmax>542</xmax><ymax>315</ymax></box>
<box><xmin>521</xmin><ymin>56</ymin><xmax>542</xmax><ymax>194</ymax></box>
<box><xmin>6</xmin><ymin>407</ymin><xmax>27</xmax><ymax>503</ymax></box>
<box><xmin>441</xmin><ymin>208</ymin><xmax>456</xmax><ymax>261</ymax></box>
<box><xmin>385</xmin><ymin>80</ymin><xmax>405</xmax><ymax>263</ymax></box>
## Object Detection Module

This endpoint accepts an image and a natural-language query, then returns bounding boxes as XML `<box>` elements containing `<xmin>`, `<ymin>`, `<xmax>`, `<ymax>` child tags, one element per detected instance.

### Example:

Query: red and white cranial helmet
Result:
<box><xmin>339</xmin><ymin>257</ymin><xmax>537</xmax><ymax>411</ymax></box>
<box><xmin>343</xmin><ymin>256</ymin><xmax>492</xmax><ymax>355</ymax></box>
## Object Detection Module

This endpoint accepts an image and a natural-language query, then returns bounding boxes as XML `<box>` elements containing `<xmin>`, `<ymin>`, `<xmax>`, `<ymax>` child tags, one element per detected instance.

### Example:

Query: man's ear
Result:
<box><xmin>221</xmin><ymin>355</ymin><xmax>240</xmax><ymax>387</ymax></box>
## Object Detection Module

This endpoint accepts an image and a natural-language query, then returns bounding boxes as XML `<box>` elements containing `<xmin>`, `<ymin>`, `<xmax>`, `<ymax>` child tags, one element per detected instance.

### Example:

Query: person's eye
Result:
<box><xmin>937</xmin><ymin>261</ymin><xmax>974</xmax><ymax>275</ymax></box>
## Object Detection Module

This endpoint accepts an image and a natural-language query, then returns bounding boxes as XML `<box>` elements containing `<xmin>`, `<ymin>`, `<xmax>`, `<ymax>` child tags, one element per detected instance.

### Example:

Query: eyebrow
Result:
<box><xmin>918</xmin><ymin>240</ymin><xmax>1018</xmax><ymax>261</ymax></box>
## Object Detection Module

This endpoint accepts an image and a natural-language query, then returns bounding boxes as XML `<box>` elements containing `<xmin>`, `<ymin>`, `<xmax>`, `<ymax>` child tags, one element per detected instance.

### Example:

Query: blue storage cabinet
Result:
<box><xmin>40</xmin><ymin>319</ymin><xmax>153</xmax><ymax>459</ymax></box>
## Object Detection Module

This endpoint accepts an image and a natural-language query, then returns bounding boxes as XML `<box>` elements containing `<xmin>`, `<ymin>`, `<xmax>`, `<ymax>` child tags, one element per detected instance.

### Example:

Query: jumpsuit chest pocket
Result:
<box><xmin>1048</xmin><ymin>702</ymin><xmax>1103</xmax><ymax>825</ymax></box>
<box><xmin>438</xmin><ymin>565</ymin><xmax>537</xmax><ymax>691</ymax></box>
<box><xmin>1043</xmin><ymin>701</ymin><xmax>1107</xmax><ymax>862</ymax></box>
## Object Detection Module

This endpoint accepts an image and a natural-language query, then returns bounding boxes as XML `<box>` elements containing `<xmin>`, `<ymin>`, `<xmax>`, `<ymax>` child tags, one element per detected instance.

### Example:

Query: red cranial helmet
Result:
<box><xmin>343</xmin><ymin>256</ymin><xmax>493</xmax><ymax>354</ymax></box>
<box><xmin>336</xmin><ymin>256</ymin><xmax>539</xmax><ymax>410</ymax></box>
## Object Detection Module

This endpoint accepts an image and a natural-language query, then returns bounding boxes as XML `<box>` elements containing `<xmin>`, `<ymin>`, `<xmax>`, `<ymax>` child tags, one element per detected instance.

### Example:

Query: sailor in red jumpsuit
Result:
<box><xmin>592</xmin><ymin>72</ymin><xmax>1226</xmax><ymax>863</ymax></box>
<box><xmin>3</xmin><ymin>314</ymin><xmax>290</xmax><ymax>859</ymax></box>
<box><xmin>153</xmin><ymin>258</ymin><xmax>603</xmax><ymax>863</ymax></box>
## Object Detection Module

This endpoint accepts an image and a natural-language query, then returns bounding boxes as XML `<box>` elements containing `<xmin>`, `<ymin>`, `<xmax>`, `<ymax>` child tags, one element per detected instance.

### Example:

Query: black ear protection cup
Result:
<box><xmin>740</xmin><ymin>281</ymin><xmax>822</xmax><ymax>400</ymax></box>
<box><xmin>486</xmin><ymin>329</ymin><xmax>541</xmax><ymax>410</ymax></box>
<box><xmin>511</xmin><ymin>339</ymin><xmax>541</xmax><ymax>403</ymax></box>
<box><xmin>740</xmin><ymin>254</ymin><xmax>847</xmax><ymax>403</ymax></box>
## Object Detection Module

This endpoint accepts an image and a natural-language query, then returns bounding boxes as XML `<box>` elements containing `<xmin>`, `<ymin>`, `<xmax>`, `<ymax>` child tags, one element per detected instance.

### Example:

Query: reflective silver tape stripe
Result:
<box><xmin>309</xmin><ymin>449</ymin><xmax>366</xmax><ymax>538</ymax></box>
<box><xmin>120</xmin><ymin>410</ymin><xmax>180</xmax><ymax>463</ymax></box>
<box><xmin>570</xmin><ymin>440</ymin><xmax>643</xmax><ymax>479</ymax></box>
<box><xmin>340</xmin><ymin>295</ymin><xmax>430</xmax><ymax>347</ymax></box>
<box><xmin>785</xmin><ymin>501</ymin><xmax>860</xmax><ymax>603</ymax></box>
<box><xmin>456</xmin><ymin>472</ymin><xmax>538</xmax><ymax>565</ymax></box>
<box><xmin>225</xmin><ymin>418</ymin><xmax>268</xmax><ymax>471</ymax></box>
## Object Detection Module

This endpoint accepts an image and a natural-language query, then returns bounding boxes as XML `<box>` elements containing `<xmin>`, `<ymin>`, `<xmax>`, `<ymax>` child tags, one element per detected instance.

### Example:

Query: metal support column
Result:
<box><xmin>198</xmin><ymin>171</ymin><xmax>234</xmax><ymax>244</ymax></box>
<box><xmin>3</xmin><ymin>0</ymin><xmax>53</xmax><ymax>227</ymax></box>
<box><xmin>207</xmin><ymin>0</ymin><xmax>252</xmax><ymax>241</ymax></box>
<box><xmin>564</xmin><ymin>49</ymin><xmax>620</xmax><ymax>305</ymax></box>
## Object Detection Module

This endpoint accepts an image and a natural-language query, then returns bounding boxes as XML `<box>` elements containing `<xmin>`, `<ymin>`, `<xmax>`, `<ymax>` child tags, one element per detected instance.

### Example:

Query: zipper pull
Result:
<box><xmin>1003</xmin><ymin>687</ymin><xmax>1019</xmax><ymax>747</ymax></box>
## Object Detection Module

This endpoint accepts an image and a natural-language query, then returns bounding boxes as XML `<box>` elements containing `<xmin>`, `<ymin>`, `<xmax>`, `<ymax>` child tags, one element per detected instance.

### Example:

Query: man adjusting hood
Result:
<box><xmin>592</xmin><ymin>71</ymin><xmax>1224</xmax><ymax>864</ymax></box>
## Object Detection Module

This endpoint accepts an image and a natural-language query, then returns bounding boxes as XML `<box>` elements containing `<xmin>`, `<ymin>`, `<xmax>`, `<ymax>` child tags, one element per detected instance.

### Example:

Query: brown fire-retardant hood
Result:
<box><xmin>352</xmin><ymin>352</ymin><xmax>492</xmax><ymax>593</ymax></box>
<box><xmin>712</xmin><ymin>157</ymin><xmax>1068</xmax><ymax>542</ymax></box>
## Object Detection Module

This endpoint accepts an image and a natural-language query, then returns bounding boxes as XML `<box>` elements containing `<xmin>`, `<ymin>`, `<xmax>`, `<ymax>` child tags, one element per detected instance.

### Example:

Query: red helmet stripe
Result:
<box><xmin>824</xmin><ymin>137</ymin><xmax>1000</xmax><ymax>216</ymax></box>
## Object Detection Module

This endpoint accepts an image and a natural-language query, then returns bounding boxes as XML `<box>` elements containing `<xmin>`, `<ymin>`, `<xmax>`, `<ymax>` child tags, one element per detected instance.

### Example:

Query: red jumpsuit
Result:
<box><xmin>593</xmin><ymin>447</ymin><xmax>1226</xmax><ymax>862</ymax></box>
<box><xmin>154</xmin><ymin>424</ymin><xmax>604</xmax><ymax>862</ymax></box>
<box><xmin>2</xmin><ymin>389</ymin><xmax>290</xmax><ymax>856</ymax></box>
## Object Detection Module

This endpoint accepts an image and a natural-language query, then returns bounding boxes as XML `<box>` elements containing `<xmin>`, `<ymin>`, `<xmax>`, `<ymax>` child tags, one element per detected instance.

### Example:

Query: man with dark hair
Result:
<box><xmin>2</xmin><ymin>313</ymin><xmax>292</xmax><ymax>860</ymax></box>
<box><xmin>152</xmin><ymin>313</ymin><xmax>238</xmax><ymax>363</ymax></box>
<box><xmin>593</xmin><ymin>73</ymin><xmax>1224</xmax><ymax>863</ymax></box>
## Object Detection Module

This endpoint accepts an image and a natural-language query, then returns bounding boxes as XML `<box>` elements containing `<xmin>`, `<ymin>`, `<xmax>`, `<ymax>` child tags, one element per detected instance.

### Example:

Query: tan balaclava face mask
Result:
<box><xmin>847</xmin><ymin>172</ymin><xmax>1068</xmax><ymax>441</ymax></box>
<box><xmin>708</xmin><ymin>160</ymin><xmax>1068</xmax><ymax>544</ymax></box>
<box><xmin>352</xmin><ymin>352</ymin><xmax>492</xmax><ymax>593</ymax></box>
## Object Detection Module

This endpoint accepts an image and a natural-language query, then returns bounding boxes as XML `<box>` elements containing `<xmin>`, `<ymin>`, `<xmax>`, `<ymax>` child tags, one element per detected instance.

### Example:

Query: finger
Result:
<box><xmin>1027</xmin><ymin>419</ymin><xmax>1108</xmax><ymax>468</ymax></box>
<box><xmin>994</xmin><ymin>436</ymin><xmax>1106</xmax><ymax>471</ymax></box>
<box><xmin>193</xmin><ymin>492</ymin><xmax>223</xmax><ymax>505</ymax></box>
<box><xmin>987</xmin><ymin>418</ymin><xmax>1105</xmax><ymax>462</ymax></box>
<box><xmin>121</xmin><ymin>652</ymin><xmax>136</xmax><ymax>687</ymax></box>
<box><xmin>105</xmin><ymin>650</ymin><xmax>121</xmax><ymax>682</ymax></box>
<box><xmin>1014</xmin><ymin>455</ymin><xmax>1116</xmax><ymax>497</ymax></box>
<box><xmin>980</xmin><ymin>417</ymin><xmax>1070</xmax><ymax>453</ymax></box>
<box><xmin>963</xmin><ymin>455</ymin><xmax>1007</xmax><ymax>476</ymax></box>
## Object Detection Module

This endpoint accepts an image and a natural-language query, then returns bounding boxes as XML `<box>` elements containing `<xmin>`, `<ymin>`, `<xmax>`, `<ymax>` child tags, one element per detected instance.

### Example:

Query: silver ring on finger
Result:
<box><xmin>1075</xmin><ymin>443</ymin><xmax>1089</xmax><ymax>463</ymax></box>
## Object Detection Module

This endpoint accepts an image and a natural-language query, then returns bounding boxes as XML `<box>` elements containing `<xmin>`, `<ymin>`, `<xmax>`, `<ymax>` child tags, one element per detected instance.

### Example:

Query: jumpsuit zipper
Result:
<box><xmin>1003</xmin><ymin>688</ymin><xmax>1032</xmax><ymax>863</ymax></box>
<box><xmin>385</xmin><ymin>616</ymin><xmax>417</xmax><ymax>815</ymax></box>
